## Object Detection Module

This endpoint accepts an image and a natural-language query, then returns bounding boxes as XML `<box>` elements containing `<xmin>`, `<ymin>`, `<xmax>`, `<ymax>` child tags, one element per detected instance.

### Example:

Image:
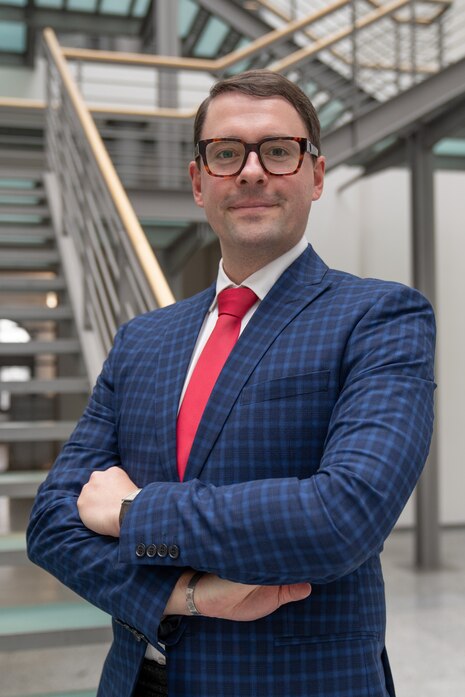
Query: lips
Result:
<box><xmin>229</xmin><ymin>200</ymin><xmax>278</xmax><ymax>210</ymax></box>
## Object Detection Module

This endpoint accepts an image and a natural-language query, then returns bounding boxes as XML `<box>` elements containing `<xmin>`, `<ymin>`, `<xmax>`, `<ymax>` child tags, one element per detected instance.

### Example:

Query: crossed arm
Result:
<box><xmin>77</xmin><ymin>465</ymin><xmax>311</xmax><ymax>620</ymax></box>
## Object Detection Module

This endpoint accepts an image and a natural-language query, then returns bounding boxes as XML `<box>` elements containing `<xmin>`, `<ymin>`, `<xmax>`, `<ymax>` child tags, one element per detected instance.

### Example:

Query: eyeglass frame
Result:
<box><xmin>194</xmin><ymin>136</ymin><xmax>319</xmax><ymax>178</ymax></box>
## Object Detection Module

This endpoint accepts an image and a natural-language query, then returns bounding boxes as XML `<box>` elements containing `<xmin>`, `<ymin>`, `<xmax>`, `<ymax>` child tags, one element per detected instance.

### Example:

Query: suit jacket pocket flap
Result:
<box><xmin>240</xmin><ymin>370</ymin><xmax>330</xmax><ymax>405</ymax></box>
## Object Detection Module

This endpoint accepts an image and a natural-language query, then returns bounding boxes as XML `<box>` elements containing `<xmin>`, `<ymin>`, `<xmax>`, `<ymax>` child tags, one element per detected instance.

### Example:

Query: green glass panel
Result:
<box><xmin>318</xmin><ymin>99</ymin><xmax>345</xmax><ymax>130</ymax></box>
<box><xmin>0</xmin><ymin>179</ymin><xmax>35</xmax><ymax>188</ymax></box>
<box><xmin>300</xmin><ymin>80</ymin><xmax>318</xmax><ymax>98</ymax></box>
<box><xmin>68</xmin><ymin>0</ymin><xmax>97</xmax><ymax>11</ymax></box>
<box><xmin>132</xmin><ymin>0</ymin><xmax>151</xmax><ymax>18</ymax></box>
<box><xmin>100</xmin><ymin>0</ymin><xmax>131</xmax><ymax>15</ymax></box>
<box><xmin>372</xmin><ymin>135</ymin><xmax>396</xmax><ymax>153</ymax></box>
<box><xmin>0</xmin><ymin>21</ymin><xmax>25</xmax><ymax>52</ymax></box>
<box><xmin>226</xmin><ymin>37</ymin><xmax>251</xmax><ymax>75</ymax></box>
<box><xmin>434</xmin><ymin>138</ymin><xmax>465</xmax><ymax>157</ymax></box>
<box><xmin>193</xmin><ymin>16</ymin><xmax>230</xmax><ymax>57</ymax></box>
<box><xmin>0</xmin><ymin>0</ymin><xmax>27</xmax><ymax>7</ymax></box>
<box><xmin>0</xmin><ymin>602</ymin><xmax>110</xmax><ymax>634</ymax></box>
<box><xmin>179</xmin><ymin>0</ymin><xmax>198</xmax><ymax>39</ymax></box>
<box><xmin>35</xmin><ymin>0</ymin><xmax>63</xmax><ymax>8</ymax></box>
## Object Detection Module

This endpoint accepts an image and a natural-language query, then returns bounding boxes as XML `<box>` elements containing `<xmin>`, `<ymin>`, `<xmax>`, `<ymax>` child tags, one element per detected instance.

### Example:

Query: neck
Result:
<box><xmin>221</xmin><ymin>238</ymin><xmax>307</xmax><ymax>285</ymax></box>
<box><xmin>221</xmin><ymin>246</ymin><xmax>288</xmax><ymax>285</ymax></box>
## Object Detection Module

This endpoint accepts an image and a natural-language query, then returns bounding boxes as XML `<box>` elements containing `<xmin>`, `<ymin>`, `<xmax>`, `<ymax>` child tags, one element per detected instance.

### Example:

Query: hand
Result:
<box><xmin>165</xmin><ymin>571</ymin><xmax>311</xmax><ymax>621</ymax></box>
<box><xmin>77</xmin><ymin>467</ymin><xmax>138</xmax><ymax>537</ymax></box>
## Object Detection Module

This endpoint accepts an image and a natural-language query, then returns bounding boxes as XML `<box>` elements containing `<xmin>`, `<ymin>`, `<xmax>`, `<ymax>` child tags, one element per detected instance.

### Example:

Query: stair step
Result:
<box><xmin>0</xmin><ymin>377</ymin><xmax>89</xmax><ymax>394</ymax></box>
<box><xmin>0</xmin><ymin>306</ymin><xmax>73</xmax><ymax>321</ymax></box>
<box><xmin>0</xmin><ymin>470</ymin><xmax>47</xmax><ymax>496</ymax></box>
<box><xmin>0</xmin><ymin>187</ymin><xmax>45</xmax><ymax>198</ymax></box>
<box><xmin>0</xmin><ymin>204</ymin><xmax>49</xmax><ymax>216</ymax></box>
<box><xmin>0</xmin><ymin>602</ymin><xmax>112</xmax><ymax>650</ymax></box>
<box><xmin>0</xmin><ymin>420</ymin><xmax>76</xmax><ymax>442</ymax></box>
<box><xmin>0</xmin><ymin>276</ymin><xmax>65</xmax><ymax>292</ymax></box>
<box><xmin>0</xmin><ymin>339</ymin><xmax>80</xmax><ymax>356</ymax></box>
<box><xmin>0</xmin><ymin>249</ymin><xmax>59</xmax><ymax>268</ymax></box>
<box><xmin>15</xmin><ymin>691</ymin><xmax>96</xmax><ymax>697</ymax></box>
<box><xmin>0</xmin><ymin>224</ymin><xmax>54</xmax><ymax>239</ymax></box>
<box><xmin>0</xmin><ymin>532</ymin><xmax>28</xmax><ymax>565</ymax></box>
<box><xmin>0</xmin><ymin>222</ymin><xmax>51</xmax><ymax>231</ymax></box>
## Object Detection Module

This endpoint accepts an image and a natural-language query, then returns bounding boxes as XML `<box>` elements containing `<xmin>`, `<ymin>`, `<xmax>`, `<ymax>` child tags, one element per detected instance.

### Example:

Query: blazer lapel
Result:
<box><xmin>184</xmin><ymin>246</ymin><xmax>331</xmax><ymax>481</ymax></box>
<box><xmin>153</xmin><ymin>285</ymin><xmax>215</xmax><ymax>481</ymax></box>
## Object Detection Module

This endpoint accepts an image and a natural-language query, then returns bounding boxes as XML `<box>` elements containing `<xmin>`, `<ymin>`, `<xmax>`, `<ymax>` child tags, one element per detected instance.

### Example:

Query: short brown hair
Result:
<box><xmin>194</xmin><ymin>69</ymin><xmax>321</xmax><ymax>154</ymax></box>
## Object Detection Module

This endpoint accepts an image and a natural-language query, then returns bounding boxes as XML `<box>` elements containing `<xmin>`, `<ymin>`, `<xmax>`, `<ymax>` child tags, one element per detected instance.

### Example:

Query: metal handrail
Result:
<box><xmin>255</xmin><ymin>0</ymin><xmax>451</xmax><ymax>71</ymax></box>
<box><xmin>60</xmin><ymin>0</ymin><xmax>352</xmax><ymax>72</ymax></box>
<box><xmin>43</xmin><ymin>28</ymin><xmax>174</xmax><ymax>357</ymax></box>
<box><xmin>53</xmin><ymin>0</ymin><xmax>456</xmax><ymax>120</ymax></box>
<box><xmin>270</xmin><ymin>0</ymin><xmax>436</xmax><ymax>72</ymax></box>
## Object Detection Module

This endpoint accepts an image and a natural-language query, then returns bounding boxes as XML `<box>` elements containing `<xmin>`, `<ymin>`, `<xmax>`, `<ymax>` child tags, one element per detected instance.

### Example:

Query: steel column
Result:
<box><xmin>409</xmin><ymin>129</ymin><xmax>441</xmax><ymax>569</ymax></box>
<box><xmin>154</xmin><ymin>0</ymin><xmax>180</xmax><ymax>187</ymax></box>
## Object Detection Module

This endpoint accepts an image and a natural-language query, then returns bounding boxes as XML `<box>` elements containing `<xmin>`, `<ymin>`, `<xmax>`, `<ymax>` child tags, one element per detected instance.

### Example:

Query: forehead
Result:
<box><xmin>201</xmin><ymin>93</ymin><xmax>308</xmax><ymax>140</ymax></box>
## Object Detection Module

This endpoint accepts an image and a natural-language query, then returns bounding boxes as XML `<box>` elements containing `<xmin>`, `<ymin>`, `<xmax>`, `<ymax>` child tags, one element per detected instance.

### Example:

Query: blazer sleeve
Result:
<box><xmin>26</xmin><ymin>323</ymin><xmax>183</xmax><ymax>648</ymax></box>
<box><xmin>118</xmin><ymin>284</ymin><xmax>436</xmax><ymax>585</ymax></box>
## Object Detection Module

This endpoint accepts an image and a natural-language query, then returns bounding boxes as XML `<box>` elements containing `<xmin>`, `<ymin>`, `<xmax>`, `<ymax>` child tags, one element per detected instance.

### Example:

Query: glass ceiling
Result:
<box><xmin>0</xmin><ymin>0</ymin><xmax>152</xmax><ymax>11</ymax></box>
<box><xmin>0</xmin><ymin>0</ymin><xmax>152</xmax><ymax>56</ymax></box>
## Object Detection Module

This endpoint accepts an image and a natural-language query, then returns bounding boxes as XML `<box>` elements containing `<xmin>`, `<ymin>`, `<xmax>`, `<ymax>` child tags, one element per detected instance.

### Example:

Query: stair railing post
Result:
<box><xmin>394</xmin><ymin>14</ymin><xmax>401</xmax><ymax>92</ymax></box>
<box><xmin>437</xmin><ymin>11</ymin><xmax>445</xmax><ymax>70</ymax></box>
<box><xmin>409</xmin><ymin>0</ymin><xmax>417</xmax><ymax>87</ymax></box>
<box><xmin>350</xmin><ymin>0</ymin><xmax>359</xmax><ymax>121</ymax></box>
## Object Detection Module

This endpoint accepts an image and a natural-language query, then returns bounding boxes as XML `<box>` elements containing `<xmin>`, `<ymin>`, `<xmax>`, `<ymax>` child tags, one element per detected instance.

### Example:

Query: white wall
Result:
<box><xmin>308</xmin><ymin>165</ymin><xmax>465</xmax><ymax>527</ymax></box>
<box><xmin>0</xmin><ymin>58</ymin><xmax>46</xmax><ymax>100</ymax></box>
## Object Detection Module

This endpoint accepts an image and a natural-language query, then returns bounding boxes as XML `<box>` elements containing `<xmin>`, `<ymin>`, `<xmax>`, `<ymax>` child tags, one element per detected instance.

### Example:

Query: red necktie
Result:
<box><xmin>176</xmin><ymin>286</ymin><xmax>258</xmax><ymax>481</ymax></box>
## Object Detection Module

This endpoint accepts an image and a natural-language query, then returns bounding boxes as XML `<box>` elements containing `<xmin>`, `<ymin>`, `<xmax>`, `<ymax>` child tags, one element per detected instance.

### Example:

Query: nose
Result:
<box><xmin>236</xmin><ymin>151</ymin><xmax>268</xmax><ymax>185</ymax></box>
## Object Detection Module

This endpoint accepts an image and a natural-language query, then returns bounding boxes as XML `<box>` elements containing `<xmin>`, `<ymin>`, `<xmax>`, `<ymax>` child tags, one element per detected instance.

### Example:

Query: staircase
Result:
<box><xmin>0</xmin><ymin>171</ymin><xmax>111</xmax><ymax>697</ymax></box>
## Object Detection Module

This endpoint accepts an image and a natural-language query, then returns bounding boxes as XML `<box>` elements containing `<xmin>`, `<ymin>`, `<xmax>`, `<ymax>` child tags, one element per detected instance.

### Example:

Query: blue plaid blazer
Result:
<box><xmin>28</xmin><ymin>246</ymin><xmax>435</xmax><ymax>697</ymax></box>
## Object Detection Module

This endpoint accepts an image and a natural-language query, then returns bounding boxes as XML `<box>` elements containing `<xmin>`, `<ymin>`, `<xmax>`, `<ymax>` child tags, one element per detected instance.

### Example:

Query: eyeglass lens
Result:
<box><xmin>205</xmin><ymin>139</ymin><xmax>302</xmax><ymax>176</ymax></box>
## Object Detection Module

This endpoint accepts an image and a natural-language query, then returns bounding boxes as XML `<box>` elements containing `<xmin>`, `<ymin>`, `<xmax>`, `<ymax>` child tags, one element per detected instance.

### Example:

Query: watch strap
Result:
<box><xmin>119</xmin><ymin>489</ymin><xmax>142</xmax><ymax>528</ymax></box>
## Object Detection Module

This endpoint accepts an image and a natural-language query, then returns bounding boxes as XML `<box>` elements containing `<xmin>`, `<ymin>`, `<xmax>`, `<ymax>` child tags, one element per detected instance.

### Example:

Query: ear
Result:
<box><xmin>189</xmin><ymin>160</ymin><xmax>204</xmax><ymax>208</ymax></box>
<box><xmin>311</xmin><ymin>156</ymin><xmax>325</xmax><ymax>201</ymax></box>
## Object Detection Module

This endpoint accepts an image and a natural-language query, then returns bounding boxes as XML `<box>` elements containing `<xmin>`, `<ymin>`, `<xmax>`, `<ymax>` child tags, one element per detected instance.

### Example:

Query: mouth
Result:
<box><xmin>229</xmin><ymin>201</ymin><xmax>278</xmax><ymax>212</ymax></box>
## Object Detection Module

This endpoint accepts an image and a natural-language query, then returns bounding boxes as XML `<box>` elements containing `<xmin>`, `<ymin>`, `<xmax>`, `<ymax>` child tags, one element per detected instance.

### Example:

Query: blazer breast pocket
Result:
<box><xmin>240</xmin><ymin>369</ymin><xmax>330</xmax><ymax>405</ymax></box>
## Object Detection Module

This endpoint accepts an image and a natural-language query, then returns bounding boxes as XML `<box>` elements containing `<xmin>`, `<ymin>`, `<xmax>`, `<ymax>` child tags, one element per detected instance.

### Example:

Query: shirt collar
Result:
<box><xmin>210</xmin><ymin>236</ymin><xmax>308</xmax><ymax>311</ymax></box>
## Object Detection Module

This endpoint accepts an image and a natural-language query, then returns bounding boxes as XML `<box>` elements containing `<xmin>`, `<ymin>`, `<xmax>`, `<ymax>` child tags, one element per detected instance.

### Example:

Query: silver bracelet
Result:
<box><xmin>186</xmin><ymin>571</ymin><xmax>204</xmax><ymax>616</ymax></box>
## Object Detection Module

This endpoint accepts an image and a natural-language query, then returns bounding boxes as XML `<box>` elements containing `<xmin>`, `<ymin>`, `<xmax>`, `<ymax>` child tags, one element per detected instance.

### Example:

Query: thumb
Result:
<box><xmin>281</xmin><ymin>582</ymin><xmax>312</xmax><ymax>604</ymax></box>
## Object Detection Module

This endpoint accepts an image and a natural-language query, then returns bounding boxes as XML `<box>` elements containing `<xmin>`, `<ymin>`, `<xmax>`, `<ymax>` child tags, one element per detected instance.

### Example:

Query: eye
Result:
<box><xmin>262</xmin><ymin>144</ymin><xmax>291</xmax><ymax>159</ymax></box>
<box><xmin>269</xmin><ymin>147</ymin><xmax>288</xmax><ymax>158</ymax></box>
<box><xmin>209</xmin><ymin>143</ymin><xmax>242</xmax><ymax>161</ymax></box>
<box><xmin>217</xmin><ymin>149</ymin><xmax>237</xmax><ymax>160</ymax></box>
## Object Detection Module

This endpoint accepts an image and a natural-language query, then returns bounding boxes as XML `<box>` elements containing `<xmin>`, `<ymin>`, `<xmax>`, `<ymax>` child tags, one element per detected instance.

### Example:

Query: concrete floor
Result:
<box><xmin>0</xmin><ymin>528</ymin><xmax>464</xmax><ymax>697</ymax></box>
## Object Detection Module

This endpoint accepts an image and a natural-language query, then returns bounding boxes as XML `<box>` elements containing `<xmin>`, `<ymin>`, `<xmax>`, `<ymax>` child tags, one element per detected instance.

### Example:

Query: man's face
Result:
<box><xmin>189</xmin><ymin>92</ymin><xmax>325</xmax><ymax>273</ymax></box>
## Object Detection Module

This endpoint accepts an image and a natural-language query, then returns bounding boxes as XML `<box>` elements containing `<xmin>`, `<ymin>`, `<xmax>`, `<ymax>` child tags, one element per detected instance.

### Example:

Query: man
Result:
<box><xmin>27</xmin><ymin>70</ymin><xmax>435</xmax><ymax>697</ymax></box>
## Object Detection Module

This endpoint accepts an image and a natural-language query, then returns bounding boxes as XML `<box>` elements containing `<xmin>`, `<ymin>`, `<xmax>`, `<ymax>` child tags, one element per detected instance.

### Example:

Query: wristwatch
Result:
<box><xmin>186</xmin><ymin>571</ymin><xmax>204</xmax><ymax>616</ymax></box>
<box><xmin>119</xmin><ymin>489</ymin><xmax>142</xmax><ymax>527</ymax></box>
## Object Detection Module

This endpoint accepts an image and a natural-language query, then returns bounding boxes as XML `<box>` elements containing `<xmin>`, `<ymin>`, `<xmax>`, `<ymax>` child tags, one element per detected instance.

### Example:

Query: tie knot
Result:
<box><xmin>217</xmin><ymin>287</ymin><xmax>258</xmax><ymax>320</ymax></box>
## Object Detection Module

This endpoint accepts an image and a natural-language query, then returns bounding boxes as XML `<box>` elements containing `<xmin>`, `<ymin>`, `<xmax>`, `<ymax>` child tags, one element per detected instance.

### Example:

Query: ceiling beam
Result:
<box><xmin>0</xmin><ymin>7</ymin><xmax>142</xmax><ymax>37</ymax></box>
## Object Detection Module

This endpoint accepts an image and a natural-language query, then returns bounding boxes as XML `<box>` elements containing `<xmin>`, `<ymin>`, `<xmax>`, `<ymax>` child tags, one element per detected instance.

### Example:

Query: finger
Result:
<box><xmin>281</xmin><ymin>582</ymin><xmax>312</xmax><ymax>604</ymax></box>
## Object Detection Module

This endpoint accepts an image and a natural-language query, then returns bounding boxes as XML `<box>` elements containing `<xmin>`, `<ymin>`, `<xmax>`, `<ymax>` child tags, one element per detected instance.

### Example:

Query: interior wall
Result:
<box><xmin>309</xmin><ymin>165</ymin><xmax>464</xmax><ymax>527</ymax></box>
<box><xmin>0</xmin><ymin>57</ymin><xmax>45</xmax><ymax>99</ymax></box>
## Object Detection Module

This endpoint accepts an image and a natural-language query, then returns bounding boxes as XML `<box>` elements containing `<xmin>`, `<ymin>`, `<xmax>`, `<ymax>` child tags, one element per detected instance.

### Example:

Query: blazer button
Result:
<box><xmin>157</xmin><ymin>543</ymin><xmax>168</xmax><ymax>558</ymax></box>
<box><xmin>168</xmin><ymin>545</ymin><xmax>180</xmax><ymax>559</ymax></box>
<box><xmin>135</xmin><ymin>543</ymin><xmax>146</xmax><ymax>558</ymax></box>
<box><xmin>146</xmin><ymin>544</ymin><xmax>157</xmax><ymax>558</ymax></box>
